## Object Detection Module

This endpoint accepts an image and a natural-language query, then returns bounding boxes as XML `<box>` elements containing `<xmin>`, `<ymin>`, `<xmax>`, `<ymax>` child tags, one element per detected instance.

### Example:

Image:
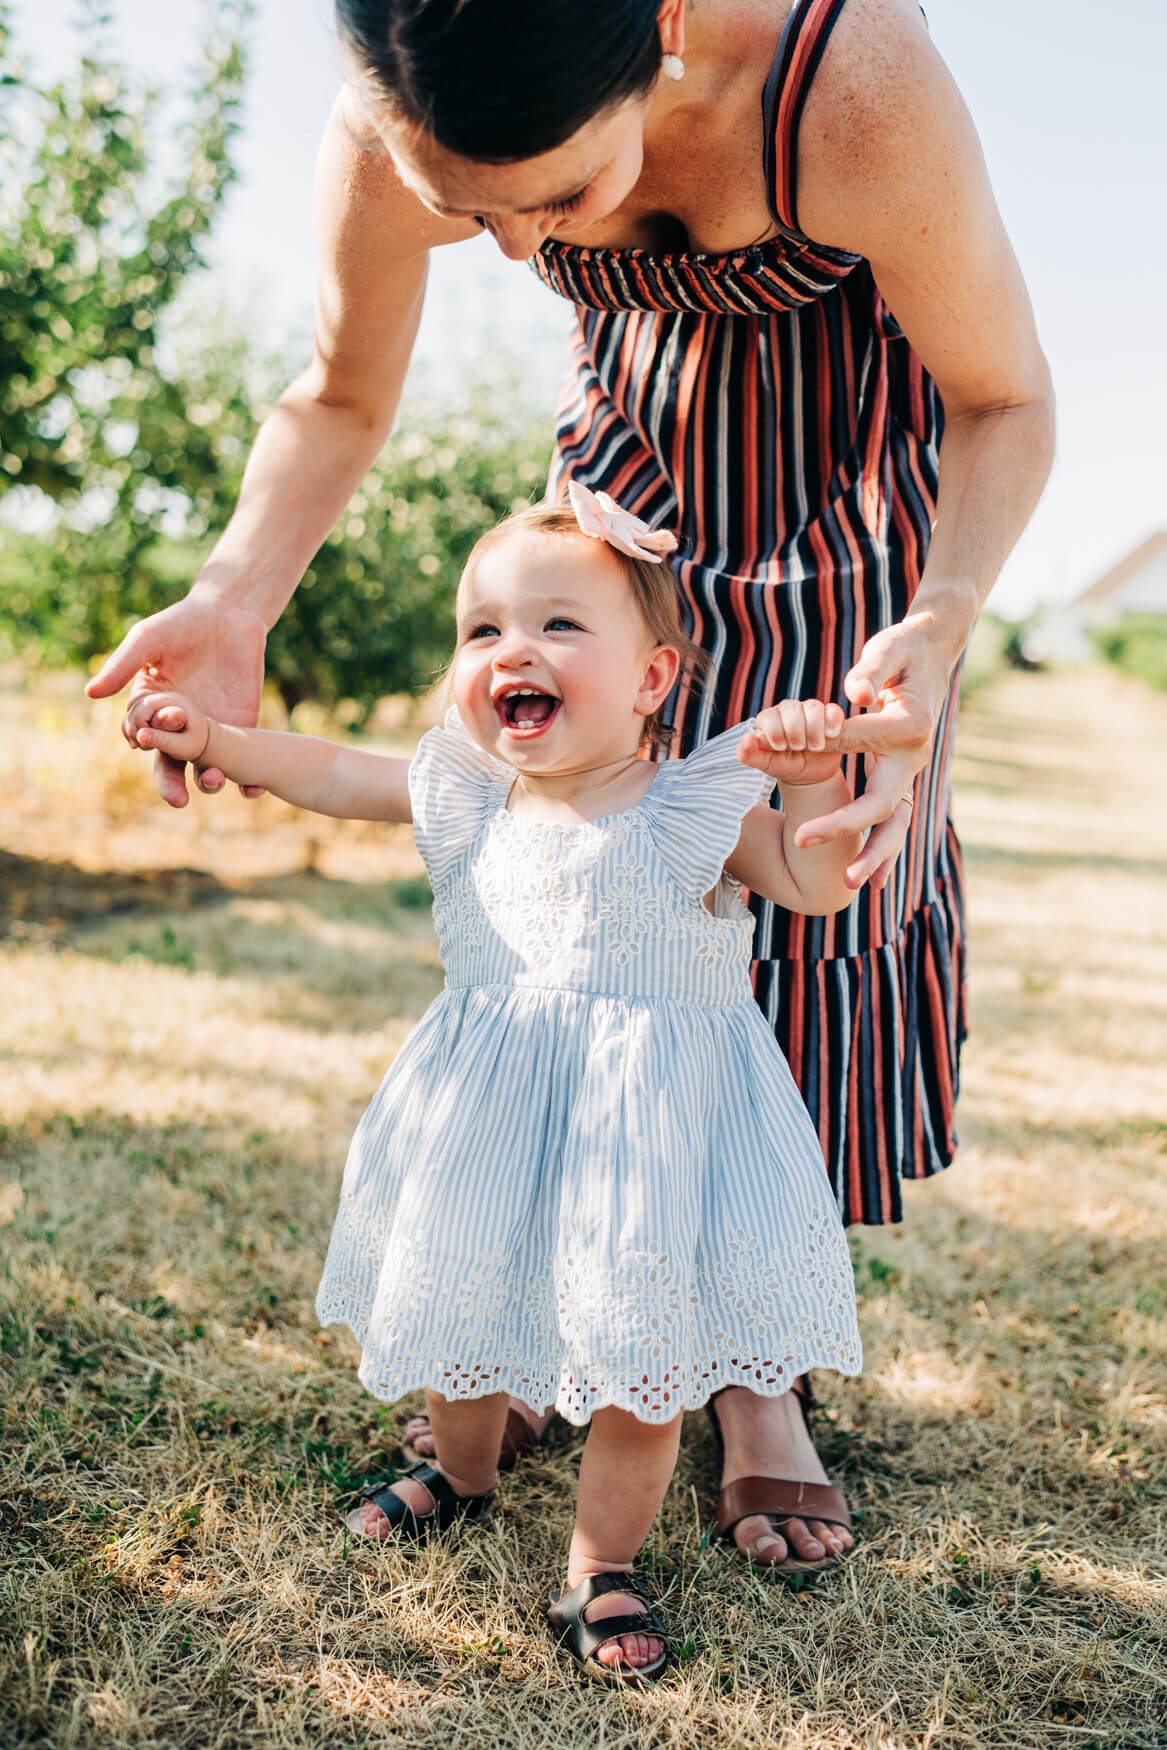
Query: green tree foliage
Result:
<box><xmin>0</xmin><ymin>2</ymin><xmax>554</xmax><ymax>720</ymax></box>
<box><xmin>0</xmin><ymin>0</ymin><xmax>256</xmax><ymax>666</ymax></box>
<box><xmin>0</xmin><ymin>0</ymin><xmax>249</xmax><ymax>501</ymax></box>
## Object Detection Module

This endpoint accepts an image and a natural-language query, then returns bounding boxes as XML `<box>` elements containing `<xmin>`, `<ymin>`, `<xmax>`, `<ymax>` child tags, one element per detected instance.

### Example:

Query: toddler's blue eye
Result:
<box><xmin>464</xmin><ymin>623</ymin><xmax>498</xmax><ymax>640</ymax></box>
<box><xmin>547</xmin><ymin>617</ymin><xmax>579</xmax><ymax>632</ymax></box>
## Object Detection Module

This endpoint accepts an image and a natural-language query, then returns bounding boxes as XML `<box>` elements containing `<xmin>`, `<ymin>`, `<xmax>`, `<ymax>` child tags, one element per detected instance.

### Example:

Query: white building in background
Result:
<box><xmin>1025</xmin><ymin>531</ymin><xmax>1167</xmax><ymax>665</ymax></box>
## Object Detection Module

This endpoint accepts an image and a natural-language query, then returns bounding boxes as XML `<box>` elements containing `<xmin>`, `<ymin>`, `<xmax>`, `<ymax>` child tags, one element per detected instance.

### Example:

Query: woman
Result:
<box><xmin>89</xmin><ymin>0</ymin><xmax>1053</xmax><ymax>1582</ymax></box>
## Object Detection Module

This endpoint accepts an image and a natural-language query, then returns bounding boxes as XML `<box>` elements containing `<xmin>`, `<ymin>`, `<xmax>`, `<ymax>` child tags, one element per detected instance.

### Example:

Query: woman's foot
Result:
<box><xmin>347</xmin><ymin>1461</ymin><xmax>496</xmax><ymax>1540</ymax></box>
<box><xmin>712</xmin><ymin>1385</ymin><xmax>854</xmax><ymax>1566</ymax></box>
<box><xmin>403</xmin><ymin>1396</ymin><xmax>553</xmax><ymax>1464</ymax></box>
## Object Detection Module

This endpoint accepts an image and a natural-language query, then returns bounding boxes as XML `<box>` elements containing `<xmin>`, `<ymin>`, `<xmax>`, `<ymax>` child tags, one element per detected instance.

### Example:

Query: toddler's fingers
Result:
<box><xmin>752</xmin><ymin>707</ymin><xmax>790</xmax><ymax>749</ymax></box>
<box><xmin>778</xmin><ymin>698</ymin><xmax>806</xmax><ymax>752</ymax></box>
<box><xmin>744</xmin><ymin>717</ymin><xmax>788</xmax><ymax>754</ymax></box>
<box><xmin>802</xmin><ymin>699</ymin><xmax>827</xmax><ymax>752</ymax></box>
<box><xmin>124</xmin><ymin>694</ymin><xmax>162</xmax><ymax>745</ymax></box>
<box><xmin>125</xmin><ymin>693</ymin><xmax>186</xmax><ymax>747</ymax></box>
<box><xmin>824</xmin><ymin>702</ymin><xmax>844</xmax><ymax>737</ymax></box>
<box><xmin>136</xmin><ymin>727</ymin><xmax>190</xmax><ymax>758</ymax></box>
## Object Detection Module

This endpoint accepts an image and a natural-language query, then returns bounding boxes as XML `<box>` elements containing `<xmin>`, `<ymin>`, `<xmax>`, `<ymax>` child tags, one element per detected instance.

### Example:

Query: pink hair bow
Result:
<box><xmin>567</xmin><ymin>480</ymin><xmax>678</xmax><ymax>564</ymax></box>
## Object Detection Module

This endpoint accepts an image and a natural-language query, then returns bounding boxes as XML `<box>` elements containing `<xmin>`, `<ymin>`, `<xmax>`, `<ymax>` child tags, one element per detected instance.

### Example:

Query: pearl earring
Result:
<box><xmin>661</xmin><ymin>52</ymin><xmax>685</xmax><ymax>81</ymax></box>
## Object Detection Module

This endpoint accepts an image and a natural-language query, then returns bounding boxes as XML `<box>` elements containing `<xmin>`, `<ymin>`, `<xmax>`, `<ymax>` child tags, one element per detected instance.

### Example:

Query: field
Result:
<box><xmin>1</xmin><ymin>664</ymin><xmax>1165</xmax><ymax>1749</ymax></box>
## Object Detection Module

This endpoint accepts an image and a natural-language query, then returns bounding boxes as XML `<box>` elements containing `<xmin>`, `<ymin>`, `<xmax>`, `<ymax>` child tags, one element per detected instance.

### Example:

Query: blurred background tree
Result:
<box><xmin>0</xmin><ymin>0</ymin><xmax>549</xmax><ymax>722</ymax></box>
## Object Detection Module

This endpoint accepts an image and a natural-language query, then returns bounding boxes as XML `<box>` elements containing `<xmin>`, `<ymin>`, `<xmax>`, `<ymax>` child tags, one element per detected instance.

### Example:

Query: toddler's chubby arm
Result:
<box><xmin>126</xmin><ymin>692</ymin><xmax>412</xmax><ymax>823</ymax></box>
<box><xmin>725</xmin><ymin>700</ymin><xmax>864</xmax><ymax>915</ymax></box>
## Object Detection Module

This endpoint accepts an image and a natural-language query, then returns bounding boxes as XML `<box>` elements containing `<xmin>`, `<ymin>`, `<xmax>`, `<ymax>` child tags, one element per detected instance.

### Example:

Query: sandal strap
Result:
<box><xmin>547</xmin><ymin>1570</ymin><xmax>667</xmax><ymax>1664</ymax></box>
<box><xmin>715</xmin><ymin>1475</ymin><xmax>852</xmax><ymax>1537</ymax></box>
<box><xmin>363</xmin><ymin>1461</ymin><xmax>494</xmax><ymax>1537</ymax></box>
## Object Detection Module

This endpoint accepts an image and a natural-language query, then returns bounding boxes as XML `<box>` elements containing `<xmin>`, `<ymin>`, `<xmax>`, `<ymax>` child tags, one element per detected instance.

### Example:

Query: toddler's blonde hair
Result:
<box><xmin>459</xmin><ymin>500</ymin><xmax>708</xmax><ymax>754</ymax></box>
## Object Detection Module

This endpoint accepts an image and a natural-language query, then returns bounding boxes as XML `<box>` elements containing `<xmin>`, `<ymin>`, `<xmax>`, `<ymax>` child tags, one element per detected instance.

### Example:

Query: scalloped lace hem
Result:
<box><xmin>313</xmin><ymin>1311</ymin><xmax>862</xmax><ymax>1427</ymax></box>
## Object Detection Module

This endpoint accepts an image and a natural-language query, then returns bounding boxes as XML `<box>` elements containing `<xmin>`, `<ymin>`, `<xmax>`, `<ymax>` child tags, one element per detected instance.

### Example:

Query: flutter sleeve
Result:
<box><xmin>408</xmin><ymin>708</ymin><xmax>512</xmax><ymax>889</ymax></box>
<box><xmin>642</xmin><ymin>721</ymin><xmax>777</xmax><ymax>901</ymax></box>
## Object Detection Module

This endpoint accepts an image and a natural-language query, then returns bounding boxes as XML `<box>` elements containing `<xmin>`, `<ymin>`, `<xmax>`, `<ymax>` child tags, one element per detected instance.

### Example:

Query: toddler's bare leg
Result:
<box><xmin>564</xmin><ymin>1406</ymin><xmax>683</xmax><ymax>1671</ymax></box>
<box><xmin>425</xmin><ymin>1389</ymin><xmax>510</xmax><ymax>1495</ymax></box>
<box><xmin>353</xmin><ymin>1390</ymin><xmax>510</xmax><ymax>1538</ymax></box>
<box><xmin>404</xmin><ymin>1394</ymin><xmax>553</xmax><ymax>1458</ymax></box>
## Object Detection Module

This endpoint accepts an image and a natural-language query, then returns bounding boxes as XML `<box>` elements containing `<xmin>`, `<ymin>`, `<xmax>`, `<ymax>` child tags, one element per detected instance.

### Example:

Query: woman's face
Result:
<box><xmin>379</xmin><ymin>97</ymin><xmax>652</xmax><ymax>260</ymax></box>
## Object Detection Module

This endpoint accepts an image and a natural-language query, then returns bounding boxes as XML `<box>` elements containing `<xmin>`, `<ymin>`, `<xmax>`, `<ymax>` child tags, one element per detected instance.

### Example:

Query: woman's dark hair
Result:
<box><xmin>336</xmin><ymin>0</ymin><xmax>663</xmax><ymax>162</ymax></box>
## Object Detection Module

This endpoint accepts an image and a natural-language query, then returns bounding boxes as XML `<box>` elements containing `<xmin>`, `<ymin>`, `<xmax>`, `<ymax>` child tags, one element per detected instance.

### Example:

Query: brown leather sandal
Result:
<box><xmin>708</xmin><ymin>1378</ymin><xmax>854</xmax><ymax>1575</ymax></box>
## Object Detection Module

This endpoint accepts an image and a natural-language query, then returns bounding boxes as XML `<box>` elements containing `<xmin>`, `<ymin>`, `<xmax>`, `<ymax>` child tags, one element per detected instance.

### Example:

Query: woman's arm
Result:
<box><xmin>794</xmin><ymin>0</ymin><xmax>1055</xmax><ymax>879</ymax></box>
<box><xmin>130</xmin><ymin>694</ymin><xmax>413</xmax><ymax>822</ymax></box>
<box><xmin>86</xmin><ymin>87</ymin><xmax>475</xmax><ymax>805</ymax></box>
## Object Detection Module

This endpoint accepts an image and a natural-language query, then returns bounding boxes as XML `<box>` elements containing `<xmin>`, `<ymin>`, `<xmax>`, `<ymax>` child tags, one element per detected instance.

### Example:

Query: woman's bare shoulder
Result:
<box><xmin>794</xmin><ymin>0</ymin><xmax>972</xmax><ymax>247</ymax></box>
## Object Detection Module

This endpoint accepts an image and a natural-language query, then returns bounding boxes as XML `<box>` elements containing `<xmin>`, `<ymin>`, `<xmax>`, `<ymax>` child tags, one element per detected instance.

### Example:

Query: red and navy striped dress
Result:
<box><xmin>530</xmin><ymin>0</ymin><xmax>966</xmax><ymax>1226</ymax></box>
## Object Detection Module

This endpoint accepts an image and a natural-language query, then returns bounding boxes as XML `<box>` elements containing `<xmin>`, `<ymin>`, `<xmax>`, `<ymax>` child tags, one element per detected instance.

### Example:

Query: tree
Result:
<box><xmin>0</xmin><ymin>0</ymin><xmax>249</xmax><ymax>502</ymax></box>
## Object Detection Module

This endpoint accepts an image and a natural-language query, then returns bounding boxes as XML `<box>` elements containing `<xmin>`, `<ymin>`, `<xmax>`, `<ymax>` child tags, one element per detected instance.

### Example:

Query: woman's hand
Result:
<box><xmin>85</xmin><ymin>592</ymin><xmax>266</xmax><ymax>808</ymax></box>
<box><xmin>799</xmin><ymin>613</ymin><xmax>954</xmax><ymax>890</ymax></box>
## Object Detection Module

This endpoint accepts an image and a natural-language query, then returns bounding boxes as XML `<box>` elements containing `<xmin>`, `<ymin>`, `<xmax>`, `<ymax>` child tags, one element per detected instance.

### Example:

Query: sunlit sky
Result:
<box><xmin>13</xmin><ymin>1</ymin><xmax>1167</xmax><ymax>615</ymax></box>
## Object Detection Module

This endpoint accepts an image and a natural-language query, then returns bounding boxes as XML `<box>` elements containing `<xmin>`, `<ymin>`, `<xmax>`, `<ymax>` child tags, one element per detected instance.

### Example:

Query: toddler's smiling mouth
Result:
<box><xmin>493</xmin><ymin>685</ymin><xmax>561</xmax><ymax>737</ymax></box>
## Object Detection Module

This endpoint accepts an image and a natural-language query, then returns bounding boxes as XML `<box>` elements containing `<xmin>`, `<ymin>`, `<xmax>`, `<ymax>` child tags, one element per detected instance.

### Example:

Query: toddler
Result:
<box><xmin>129</xmin><ymin>486</ymin><xmax>864</xmax><ymax>1684</ymax></box>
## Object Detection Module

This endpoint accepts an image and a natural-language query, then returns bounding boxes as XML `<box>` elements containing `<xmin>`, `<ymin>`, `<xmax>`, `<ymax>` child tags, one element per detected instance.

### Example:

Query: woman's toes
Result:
<box><xmin>809</xmin><ymin>1519</ymin><xmax>851</xmax><ymax>1554</ymax></box>
<box><xmin>733</xmin><ymin>1512</ymin><xmax>789</xmax><ymax>1565</ymax></box>
<box><xmin>403</xmin><ymin>1414</ymin><xmax>436</xmax><ymax>1453</ymax></box>
<box><xmin>783</xmin><ymin>1518</ymin><xmax>826</xmax><ymax>1560</ymax></box>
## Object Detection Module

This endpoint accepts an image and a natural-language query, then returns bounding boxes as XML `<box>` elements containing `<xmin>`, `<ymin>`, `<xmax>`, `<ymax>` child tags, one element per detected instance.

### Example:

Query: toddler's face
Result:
<box><xmin>452</xmin><ymin>529</ymin><xmax>670</xmax><ymax>775</ymax></box>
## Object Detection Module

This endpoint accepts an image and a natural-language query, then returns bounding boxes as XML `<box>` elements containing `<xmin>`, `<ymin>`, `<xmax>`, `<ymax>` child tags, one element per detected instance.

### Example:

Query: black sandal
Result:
<box><xmin>346</xmin><ymin>1460</ymin><xmax>494</xmax><ymax>1543</ymax></box>
<box><xmin>545</xmin><ymin>1570</ymin><xmax>671</xmax><ymax>1686</ymax></box>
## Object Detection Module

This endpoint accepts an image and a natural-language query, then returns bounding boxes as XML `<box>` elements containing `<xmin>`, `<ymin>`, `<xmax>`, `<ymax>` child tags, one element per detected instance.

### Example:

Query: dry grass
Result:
<box><xmin>1</xmin><ymin>665</ymin><xmax>1165</xmax><ymax>1749</ymax></box>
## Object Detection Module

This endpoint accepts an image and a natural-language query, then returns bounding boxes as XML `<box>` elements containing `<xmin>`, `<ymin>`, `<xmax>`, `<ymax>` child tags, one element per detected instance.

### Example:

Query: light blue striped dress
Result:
<box><xmin>315</xmin><ymin>711</ymin><xmax>861</xmax><ymax>1425</ymax></box>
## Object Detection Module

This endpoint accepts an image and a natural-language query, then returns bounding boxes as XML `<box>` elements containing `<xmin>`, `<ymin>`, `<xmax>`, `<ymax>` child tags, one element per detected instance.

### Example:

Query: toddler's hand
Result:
<box><xmin>739</xmin><ymin>699</ymin><xmax>845</xmax><ymax>787</ymax></box>
<box><xmin>124</xmin><ymin>691</ymin><xmax>212</xmax><ymax>766</ymax></box>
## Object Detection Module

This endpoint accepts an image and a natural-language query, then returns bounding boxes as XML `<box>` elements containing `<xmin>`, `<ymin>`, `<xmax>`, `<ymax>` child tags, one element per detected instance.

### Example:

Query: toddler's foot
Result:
<box><xmin>566</xmin><ymin>1567</ymin><xmax>665</xmax><ymax>1671</ymax></box>
<box><xmin>347</xmin><ymin>1461</ymin><xmax>495</xmax><ymax>1542</ymax></box>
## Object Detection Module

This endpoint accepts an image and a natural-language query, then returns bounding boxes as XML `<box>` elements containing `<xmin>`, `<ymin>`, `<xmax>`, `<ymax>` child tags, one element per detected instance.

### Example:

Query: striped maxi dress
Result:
<box><xmin>530</xmin><ymin>0</ymin><xmax>967</xmax><ymax>1227</ymax></box>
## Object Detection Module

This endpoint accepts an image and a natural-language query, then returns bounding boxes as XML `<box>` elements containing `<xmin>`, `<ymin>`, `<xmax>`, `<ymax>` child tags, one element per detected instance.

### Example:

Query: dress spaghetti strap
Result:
<box><xmin>762</xmin><ymin>0</ymin><xmax>853</xmax><ymax>237</ymax></box>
